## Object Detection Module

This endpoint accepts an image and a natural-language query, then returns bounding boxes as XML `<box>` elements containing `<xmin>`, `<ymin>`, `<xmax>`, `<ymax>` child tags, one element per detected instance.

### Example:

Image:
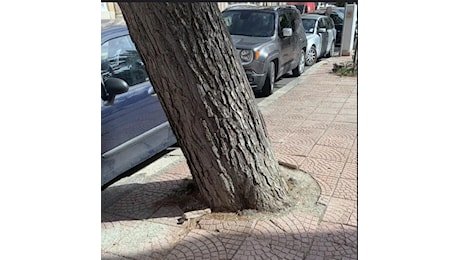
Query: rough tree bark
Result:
<box><xmin>118</xmin><ymin>2</ymin><xmax>289</xmax><ymax>212</ymax></box>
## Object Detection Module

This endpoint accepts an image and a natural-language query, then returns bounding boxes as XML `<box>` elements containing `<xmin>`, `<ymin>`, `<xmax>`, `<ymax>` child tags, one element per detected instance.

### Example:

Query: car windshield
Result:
<box><xmin>222</xmin><ymin>10</ymin><xmax>275</xmax><ymax>37</ymax></box>
<box><xmin>302</xmin><ymin>18</ymin><xmax>316</xmax><ymax>33</ymax></box>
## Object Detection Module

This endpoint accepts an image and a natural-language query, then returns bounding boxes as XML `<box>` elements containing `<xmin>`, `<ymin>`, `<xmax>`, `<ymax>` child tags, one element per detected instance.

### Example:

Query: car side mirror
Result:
<box><xmin>318</xmin><ymin>28</ymin><xmax>327</xmax><ymax>33</ymax></box>
<box><xmin>282</xmin><ymin>28</ymin><xmax>293</xmax><ymax>37</ymax></box>
<box><xmin>103</xmin><ymin>78</ymin><xmax>129</xmax><ymax>105</ymax></box>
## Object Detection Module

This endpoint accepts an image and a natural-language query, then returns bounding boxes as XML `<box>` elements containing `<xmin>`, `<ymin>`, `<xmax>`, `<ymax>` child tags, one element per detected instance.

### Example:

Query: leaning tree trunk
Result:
<box><xmin>118</xmin><ymin>2</ymin><xmax>289</xmax><ymax>212</ymax></box>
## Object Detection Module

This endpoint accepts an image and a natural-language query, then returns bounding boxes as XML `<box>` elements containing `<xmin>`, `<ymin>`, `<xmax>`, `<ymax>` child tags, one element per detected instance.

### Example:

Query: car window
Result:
<box><xmin>302</xmin><ymin>18</ymin><xmax>316</xmax><ymax>33</ymax></box>
<box><xmin>287</xmin><ymin>10</ymin><xmax>296</xmax><ymax>31</ymax></box>
<box><xmin>101</xmin><ymin>35</ymin><xmax>148</xmax><ymax>87</ymax></box>
<box><xmin>222</xmin><ymin>10</ymin><xmax>275</xmax><ymax>37</ymax></box>
<box><xmin>325</xmin><ymin>17</ymin><xmax>334</xmax><ymax>29</ymax></box>
<box><xmin>289</xmin><ymin>10</ymin><xmax>302</xmax><ymax>32</ymax></box>
<box><xmin>278</xmin><ymin>11</ymin><xmax>292</xmax><ymax>35</ymax></box>
<box><xmin>330</xmin><ymin>13</ymin><xmax>342</xmax><ymax>25</ymax></box>
<box><xmin>318</xmin><ymin>18</ymin><xmax>326</xmax><ymax>29</ymax></box>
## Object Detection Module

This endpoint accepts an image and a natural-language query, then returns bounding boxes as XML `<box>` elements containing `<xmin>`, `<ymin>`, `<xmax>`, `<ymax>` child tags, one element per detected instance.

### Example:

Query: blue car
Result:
<box><xmin>101</xmin><ymin>20</ymin><xmax>176</xmax><ymax>187</ymax></box>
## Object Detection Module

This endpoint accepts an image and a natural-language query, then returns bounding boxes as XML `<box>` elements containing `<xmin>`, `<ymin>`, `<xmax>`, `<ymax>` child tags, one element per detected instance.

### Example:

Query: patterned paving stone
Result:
<box><xmin>102</xmin><ymin>220</ymin><xmax>132</xmax><ymax>253</ymax></box>
<box><xmin>283</xmin><ymin>113</ymin><xmax>312</xmax><ymax>121</ymax></box>
<box><xmin>268</xmin><ymin>119</ymin><xmax>304</xmax><ymax>128</ymax></box>
<box><xmin>309</xmin><ymin>175</ymin><xmax>339</xmax><ymax>198</ymax></box>
<box><xmin>334</xmin><ymin>86</ymin><xmax>355</xmax><ymax>93</ymax></box>
<box><xmin>276</xmin><ymin>153</ymin><xmax>307</xmax><ymax>169</ymax></box>
<box><xmin>332</xmin><ymin>178</ymin><xmax>357</xmax><ymax>201</ymax></box>
<box><xmin>334</xmin><ymin>114</ymin><xmax>357</xmax><ymax>124</ymax></box>
<box><xmin>233</xmin><ymin>236</ymin><xmax>303</xmax><ymax>260</ymax></box>
<box><xmin>296</xmin><ymin>100</ymin><xmax>324</xmax><ymax>108</ymax></box>
<box><xmin>346</xmin><ymin>97</ymin><xmax>357</xmax><ymax>103</ymax></box>
<box><xmin>102</xmin><ymin>184</ymin><xmax>139</xmax><ymax>211</ymax></box>
<box><xmin>197</xmin><ymin>218</ymin><xmax>256</xmax><ymax>258</ymax></box>
<box><xmin>290</xmin><ymin>106</ymin><xmax>316</xmax><ymax>114</ymax></box>
<box><xmin>147</xmin><ymin>174</ymin><xmax>189</xmax><ymax>192</ymax></box>
<box><xmin>299</xmin><ymin>158</ymin><xmax>345</xmax><ymax>178</ymax></box>
<box><xmin>198</xmin><ymin>218</ymin><xmax>255</xmax><ymax>234</ymax></box>
<box><xmin>272</xmin><ymin>143</ymin><xmax>312</xmax><ymax>157</ymax></box>
<box><xmin>102</xmin><ymin>212</ymin><xmax>129</xmax><ymax>223</ymax></box>
<box><xmin>327</xmin><ymin>122</ymin><xmax>357</xmax><ymax>132</ymax></box>
<box><xmin>283</xmin><ymin>134</ymin><xmax>318</xmax><ymax>147</ymax></box>
<box><xmin>288</xmin><ymin>127</ymin><xmax>325</xmax><ymax>138</ymax></box>
<box><xmin>342</xmin><ymin>103</ymin><xmax>357</xmax><ymax>110</ymax></box>
<box><xmin>305</xmin><ymin>222</ymin><xmax>357</xmax><ymax>260</ymax></box>
<box><xmin>266</xmin><ymin>125</ymin><xmax>294</xmax><ymax>135</ymax></box>
<box><xmin>262</xmin><ymin>110</ymin><xmax>293</xmax><ymax>118</ymax></box>
<box><xmin>233</xmin><ymin>214</ymin><xmax>320</xmax><ymax>259</ymax></box>
<box><xmin>327</xmin><ymin>93</ymin><xmax>351</xmax><ymax>99</ymax></box>
<box><xmin>326</xmin><ymin>97</ymin><xmax>347</xmax><ymax>103</ymax></box>
<box><xmin>346</xmin><ymin>149</ymin><xmax>358</xmax><ymax>165</ymax></box>
<box><xmin>308</xmin><ymin>113</ymin><xmax>337</xmax><ymax>123</ymax></box>
<box><xmin>308</xmin><ymin>146</ymin><xmax>351</xmax><ymax>162</ymax></box>
<box><xmin>300</xmin><ymin>121</ymin><xmax>330</xmax><ymax>129</ymax></box>
<box><xmin>322</xmin><ymin>198</ymin><xmax>357</xmax><ymax>225</ymax></box>
<box><xmin>103</xmin><ymin>187</ymin><xmax>168</xmax><ymax>220</ymax></box>
<box><xmin>339</xmin><ymin>108</ymin><xmax>357</xmax><ymax>115</ymax></box>
<box><xmin>149</xmin><ymin>205</ymin><xmax>184</xmax><ymax>226</ymax></box>
<box><xmin>351</xmin><ymin>138</ymin><xmax>357</xmax><ymax>151</ymax></box>
<box><xmin>317</xmin><ymin>195</ymin><xmax>331</xmax><ymax>206</ymax></box>
<box><xmin>165</xmin><ymin>229</ymin><xmax>229</xmax><ymax>260</ymax></box>
<box><xmin>348</xmin><ymin>207</ymin><xmax>357</xmax><ymax>227</ymax></box>
<box><xmin>323</xmin><ymin>128</ymin><xmax>357</xmax><ymax>139</ymax></box>
<box><xmin>316</xmin><ymin>102</ymin><xmax>344</xmax><ymax>109</ymax></box>
<box><xmin>102</xmin><ymin>220</ymin><xmax>184</xmax><ymax>260</ymax></box>
<box><xmin>313</xmin><ymin>106</ymin><xmax>342</xmax><ymax>114</ymax></box>
<box><xmin>341</xmin><ymin>163</ymin><xmax>357</xmax><ymax>180</ymax></box>
<box><xmin>316</xmin><ymin>135</ymin><xmax>355</xmax><ymax>149</ymax></box>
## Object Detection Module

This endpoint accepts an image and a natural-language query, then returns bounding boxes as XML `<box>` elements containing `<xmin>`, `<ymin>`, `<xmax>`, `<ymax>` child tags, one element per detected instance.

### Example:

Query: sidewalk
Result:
<box><xmin>102</xmin><ymin>55</ymin><xmax>357</xmax><ymax>260</ymax></box>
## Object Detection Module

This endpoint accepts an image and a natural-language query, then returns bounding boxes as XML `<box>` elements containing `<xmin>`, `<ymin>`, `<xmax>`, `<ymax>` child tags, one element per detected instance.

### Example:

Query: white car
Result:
<box><xmin>301</xmin><ymin>14</ymin><xmax>337</xmax><ymax>66</ymax></box>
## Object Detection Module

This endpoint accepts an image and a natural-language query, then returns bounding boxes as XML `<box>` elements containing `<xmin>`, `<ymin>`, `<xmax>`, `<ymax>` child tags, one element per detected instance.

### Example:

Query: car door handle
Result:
<box><xmin>148</xmin><ymin>87</ymin><xmax>156</xmax><ymax>96</ymax></box>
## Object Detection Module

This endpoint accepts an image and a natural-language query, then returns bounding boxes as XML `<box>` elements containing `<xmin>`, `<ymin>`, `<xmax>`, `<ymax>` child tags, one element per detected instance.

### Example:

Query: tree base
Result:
<box><xmin>169</xmin><ymin>165</ymin><xmax>325</xmax><ymax>224</ymax></box>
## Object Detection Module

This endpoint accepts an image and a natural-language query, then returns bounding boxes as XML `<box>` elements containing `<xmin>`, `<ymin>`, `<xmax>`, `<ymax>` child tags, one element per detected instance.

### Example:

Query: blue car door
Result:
<box><xmin>101</xmin><ymin>82</ymin><xmax>168</xmax><ymax>155</ymax></box>
<box><xmin>101</xmin><ymin>32</ymin><xmax>175</xmax><ymax>186</ymax></box>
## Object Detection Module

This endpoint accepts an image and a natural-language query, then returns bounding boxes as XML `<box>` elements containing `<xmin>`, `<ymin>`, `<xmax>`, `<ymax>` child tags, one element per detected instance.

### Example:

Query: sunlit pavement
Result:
<box><xmin>102</xmin><ymin>55</ymin><xmax>357</xmax><ymax>260</ymax></box>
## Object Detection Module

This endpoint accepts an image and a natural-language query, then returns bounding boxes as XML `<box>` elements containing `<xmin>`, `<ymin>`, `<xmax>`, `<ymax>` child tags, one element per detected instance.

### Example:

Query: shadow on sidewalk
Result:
<box><xmin>101</xmin><ymin>219</ymin><xmax>357</xmax><ymax>259</ymax></box>
<box><xmin>101</xmin><ymin>178</ymin><xmax>209</xmax><ymax>223</ymax></box>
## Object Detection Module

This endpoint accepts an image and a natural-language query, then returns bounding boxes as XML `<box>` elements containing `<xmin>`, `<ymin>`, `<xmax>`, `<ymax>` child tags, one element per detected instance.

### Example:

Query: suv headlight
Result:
<box><xmin>240</xmin><ymin>50</ymin><xmax>254</xmax><ymax>64</ymax></box>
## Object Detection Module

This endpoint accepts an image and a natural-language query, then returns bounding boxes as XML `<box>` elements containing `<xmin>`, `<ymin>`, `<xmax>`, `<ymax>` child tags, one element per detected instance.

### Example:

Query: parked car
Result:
<box><xmin>301</xmin><ymin>14</ymin><xmax>336</xmax><ymax>66</ymax></box>
<box><xmin>222</xmin><ymin>5</ymin><xmax>307</xmax><ymax>97</ymax></box>
<box><xmin>101</xmin><ymin>20</ymin><xmax>176</xmax><ymax>187</ymax></box>
<box><xmin>310</xmin><ymin>7</ymin><xmax>344</xmax><ymax>45</ymax></box>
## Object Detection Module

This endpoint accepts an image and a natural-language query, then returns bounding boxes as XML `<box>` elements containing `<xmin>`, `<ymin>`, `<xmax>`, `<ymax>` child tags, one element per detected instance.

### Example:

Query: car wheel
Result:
<box><xmin>261</xmin><ymin>61</ymin><xmax>275</xmax><ymax>97</ymax></box>
<box><xmin>325</xmin><ymin>41</ymin><xmax>335</xmax><ymax>58</ymax></box>
<box><xmin>305</xmin><ymin>46</ymin><xmax>317</xmax><ymax>66</ymax></box>
<box><xmin>292</xmin><ymin>49</ymin><xmax>305</xmax><ymax>77</ymax></box>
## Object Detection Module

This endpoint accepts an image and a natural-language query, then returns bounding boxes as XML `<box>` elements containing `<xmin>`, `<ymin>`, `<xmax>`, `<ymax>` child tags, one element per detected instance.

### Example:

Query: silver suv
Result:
<box><xmin>222</xmin><ymin>5</ymin><xmax>307</xmax><ymax>97</ymax></box>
